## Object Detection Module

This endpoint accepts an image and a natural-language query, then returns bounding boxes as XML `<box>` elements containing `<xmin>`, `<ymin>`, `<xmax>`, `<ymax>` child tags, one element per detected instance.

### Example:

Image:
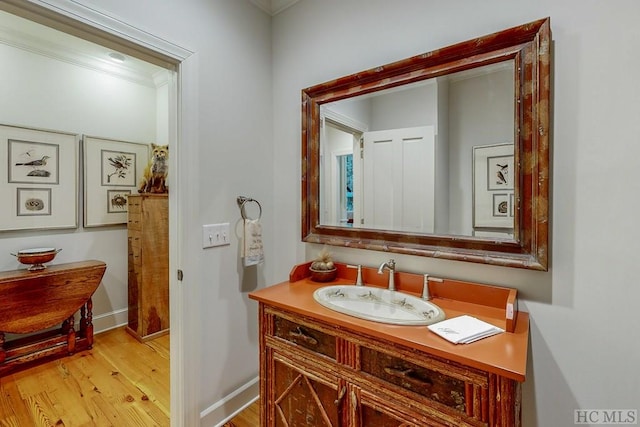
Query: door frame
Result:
<box><xmin>0</xmin><ymin>1</ymin><xmax>195</xmax><ymax>425</ymax></box>
<box><xmin>320</xmin><ymin>109</ymin><xmax>367</xmax><ymax>227</ymax></box>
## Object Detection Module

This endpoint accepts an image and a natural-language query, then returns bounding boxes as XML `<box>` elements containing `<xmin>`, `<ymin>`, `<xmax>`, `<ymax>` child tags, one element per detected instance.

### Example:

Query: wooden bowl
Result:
<box><xmin>11</xmin><ymin>248</ymin><xmax>61</xmax><ymax>271</ymax></box>
<box><xmin>309</xmin><ymin>267</ymin><xmax>337</xmax><ymax>282</ymax></box>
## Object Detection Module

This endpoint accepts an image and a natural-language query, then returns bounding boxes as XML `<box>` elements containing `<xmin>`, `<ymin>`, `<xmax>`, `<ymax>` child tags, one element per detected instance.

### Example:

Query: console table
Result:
<box><xmin>0</xmin><ymin>260</ymin><xmax>107</xmax><ymax>376</ymax></box>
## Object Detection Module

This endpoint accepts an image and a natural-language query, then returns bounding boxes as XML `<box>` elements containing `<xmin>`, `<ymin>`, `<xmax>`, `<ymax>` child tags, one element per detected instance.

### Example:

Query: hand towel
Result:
<box><xmin>427</xmin><ymin>315</ymin><xmax>504</xmax><ymax>344</ymax></box>
<box><xmin>243</xmin><ymin>218</ymin><xmax>264</xmax><ymax>267</ymax></box>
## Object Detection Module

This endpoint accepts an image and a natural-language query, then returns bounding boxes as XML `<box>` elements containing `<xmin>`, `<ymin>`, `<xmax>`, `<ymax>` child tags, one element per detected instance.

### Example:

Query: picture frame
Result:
<box><xmin>16</xmin><ymin>188</ymin><xmax>52</xmax><ymax>216</ymax></box>
<box><xmin>0</xmin><ymin>124</ymin><xmax>78</xmax><ymax>231</ymax></box>
<box><xmin>83</xmin><ymin>136</ymin><xmax>149</xmax><ymax>227</ymax></box>
<box><xmin>106</xmin><ymin>189</ymin><xmax>132</xmax><ymax>213</ymax></box>
<box><xmin>8</xmin><ymin>139</ymin><xmax>59</xmax><ymax>184</ymax></box>
<box><xmin>473</xmin><ymin>143</ymin><xmax>514</xmax><ymax>229</ymax></box>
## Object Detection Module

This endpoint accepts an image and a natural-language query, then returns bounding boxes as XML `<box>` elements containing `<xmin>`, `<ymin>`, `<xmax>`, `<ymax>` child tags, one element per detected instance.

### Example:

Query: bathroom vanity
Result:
<box><xmin>249</xmin><ymin>263</ymin><xmax>528</xmax><ymax>426</ymax></box>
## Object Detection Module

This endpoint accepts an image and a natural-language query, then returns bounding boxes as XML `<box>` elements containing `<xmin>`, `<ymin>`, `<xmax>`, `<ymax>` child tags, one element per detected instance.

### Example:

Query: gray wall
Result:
<box><xmin>274</xmin><ymin>1</ymin><xmax>640</xmax><ymax>426</ymax></box>
<box><xmin>448</xmin><ymin>67</ymin><xmax>515</xmax><ymax>235</ymax></box>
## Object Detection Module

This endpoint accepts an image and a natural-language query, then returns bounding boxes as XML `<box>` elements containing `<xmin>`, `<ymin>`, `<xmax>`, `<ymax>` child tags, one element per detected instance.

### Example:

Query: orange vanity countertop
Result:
<box><xmin>249</xmin><ymin>265</ymin><xmax>529</xmax><ymax>383</ymax></box>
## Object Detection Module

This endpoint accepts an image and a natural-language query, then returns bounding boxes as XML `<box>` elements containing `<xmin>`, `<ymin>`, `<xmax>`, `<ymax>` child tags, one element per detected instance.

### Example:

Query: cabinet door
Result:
<box><xmin>356</xmin><ymin>388</ymin><xmax>446</xmax><ymax>427</ymax></box>
<box><xmin>271</xmin><ymin>356</ymin><xmax>340</xmax><ymax>427</ymax></box>
<box><xmin>359</xmin><ymin>400</ymin><xmax>420</xmax><ymax>427</ymax></box>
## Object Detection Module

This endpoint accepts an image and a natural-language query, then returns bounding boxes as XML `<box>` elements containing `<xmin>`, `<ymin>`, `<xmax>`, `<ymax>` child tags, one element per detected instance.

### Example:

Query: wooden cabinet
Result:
<box><xmin>260</xmin><ymin>307</ymin><xmax>511</xmax><ymax>426</ymax></box>
<box><xmin>126</xmin><ymin>194</ymin><xmax>169</xmax><ymax>341</ymax></box>
<box><xmin>251</xmin><ymin>263</ymin><xmax>528</xmax><ymax>427</ymax></box>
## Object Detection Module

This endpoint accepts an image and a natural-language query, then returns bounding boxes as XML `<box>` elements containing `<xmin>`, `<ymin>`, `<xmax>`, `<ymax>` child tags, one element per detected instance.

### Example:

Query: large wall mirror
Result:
<box><xmin>302</xmin><ymin>18</ymin><xmax>550</xmax><ymax>270</ymax></box>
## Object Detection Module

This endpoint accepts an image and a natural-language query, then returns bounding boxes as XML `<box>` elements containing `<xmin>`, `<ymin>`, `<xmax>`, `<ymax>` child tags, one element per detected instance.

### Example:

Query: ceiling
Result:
<box><xmin>0</xmin><ymin>0</ymin><xmax>300</xmax><ymax>87</ymax></box>
<box><xmin>0</xmin><ymin>9</ymin><xmax>167</xmax><ymax>88</ymax></box>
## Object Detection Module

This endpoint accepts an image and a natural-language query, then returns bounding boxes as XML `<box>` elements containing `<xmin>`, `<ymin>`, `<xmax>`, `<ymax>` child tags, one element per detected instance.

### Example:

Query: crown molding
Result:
<box><xmin>0</xmin><ymin>23</ymin><xmax>163</xmax><ymax>88</ymax></box>
<box><xmin>0</xmin><ymin>0</ymin><xmax>193</xmax><ymax>66</ymax></box>
<box><xmin>250</xmin><ymin>0</ymin><xmax>299</xmax><ymax>16</ymax></box>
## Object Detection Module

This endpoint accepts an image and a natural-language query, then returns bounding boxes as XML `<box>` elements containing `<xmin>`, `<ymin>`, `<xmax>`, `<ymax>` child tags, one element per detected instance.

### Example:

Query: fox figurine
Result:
<box><xmin>139</xmin><ymin>143</ymin><xmax>168</xmax><ymax>193</ymax></box>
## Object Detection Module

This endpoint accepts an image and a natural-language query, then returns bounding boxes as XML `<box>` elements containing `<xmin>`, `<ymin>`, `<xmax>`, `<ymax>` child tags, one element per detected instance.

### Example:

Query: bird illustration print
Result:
<box><xmin>106</xmin><ymin>154</ymin><xmax>132</xmax><ymax>183</ymax></box>
<box><xmin>15</xmin><ymin>155</ymin><xmax>51</xmax><ymax>177</ymax></box>
<box><xmin>496</xmin><ymin>163</ymin><xmax>509</xmax><ymax>186</ymax></box>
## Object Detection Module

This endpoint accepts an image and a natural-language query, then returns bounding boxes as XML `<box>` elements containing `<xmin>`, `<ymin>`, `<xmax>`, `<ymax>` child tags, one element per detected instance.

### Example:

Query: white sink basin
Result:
<box><xmin>313</xmin><ymin>285</ymin><xmax>445</xmax><ymax>326</ymax></box>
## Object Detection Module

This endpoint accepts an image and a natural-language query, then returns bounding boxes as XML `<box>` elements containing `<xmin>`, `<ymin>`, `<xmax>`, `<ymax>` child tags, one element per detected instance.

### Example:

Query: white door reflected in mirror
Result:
<box><xmin>363</xmin><ymin>126</ymin><xmax>435</xmax><ymax>233</ymax></box>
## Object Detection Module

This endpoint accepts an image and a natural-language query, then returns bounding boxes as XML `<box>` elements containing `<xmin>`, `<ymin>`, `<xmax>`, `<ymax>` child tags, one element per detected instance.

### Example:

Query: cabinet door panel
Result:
<box><xmin>273</xmin><ymin>358</ymin><xmax>339</xmax><ymax>427</ymax></box>
<box><xmin>360</xmin><ymin>403</ymin><xmax>420</xmax><ymax>427</ymax></box>
<box><xmin>358</xmin><ymin>388</ymin><xmax>454</xmax><ymax>427</ymax></box>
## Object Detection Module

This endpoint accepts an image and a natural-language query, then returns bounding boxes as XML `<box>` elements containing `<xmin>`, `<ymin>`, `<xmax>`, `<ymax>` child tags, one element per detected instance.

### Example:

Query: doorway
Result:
<box><xmin>0</xmin><ymin>2</ymin><xmax>192</xmax><ymax>424</ymax></box>
<box><xmin>321</xmin><ymin>119</ymin><xmax>363</xmax><ymax>227</ymax></box>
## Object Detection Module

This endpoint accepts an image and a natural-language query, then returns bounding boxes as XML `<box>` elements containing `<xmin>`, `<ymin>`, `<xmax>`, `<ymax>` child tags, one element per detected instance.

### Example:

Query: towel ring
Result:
<box><xmin>237</xmin><ymin>196</ymin><xmax>262</xmax><ymax>221</ymax></box>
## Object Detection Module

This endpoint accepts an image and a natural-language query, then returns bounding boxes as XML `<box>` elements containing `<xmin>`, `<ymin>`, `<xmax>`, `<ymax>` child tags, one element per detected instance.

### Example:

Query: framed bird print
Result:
<box><xmin>472</xmin><ymin>143</ymin><xmax>515</xmax><ymax>230</ymax></box>
<box><xmin>8</xmin><ymin>139</ymin><xmax>59</xmax><ymax>184</ymax></box>
<box><xmin>0</xmin><ymin>124</ymin><xmax>78</xmax><ymax>231</ymax></box>
<box><xmin>83</xmin><ymin>136</ymin><xmax>149</xmax><ymax>227</ymax></box>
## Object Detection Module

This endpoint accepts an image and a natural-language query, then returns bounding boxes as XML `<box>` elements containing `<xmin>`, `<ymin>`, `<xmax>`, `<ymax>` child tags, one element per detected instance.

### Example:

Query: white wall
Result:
<box><xmin>0</xmin><ymin>41</ymin><xmax>158</xmax><ymax>330</ymax></box>
<box><xmin>370</xmin><ymin>82</ymin><xmax>436</xmax><ymax>131</ymax></box>
<box><xmin>274</xmin><ymin>1</ymin><xmax>640</xmax><ymax>426</ymax></box>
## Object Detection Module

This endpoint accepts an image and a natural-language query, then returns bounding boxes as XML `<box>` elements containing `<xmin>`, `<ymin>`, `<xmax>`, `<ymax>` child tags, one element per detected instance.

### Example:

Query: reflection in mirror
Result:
<box><xmin>302</xmin><ymin>18</ymin><xmax>550</xmax><ymax>270</ymax></box>
<box><xmin>319</xmin><ymin>61</ymin><xmax>515</xmax><ymax>238</ymax></box>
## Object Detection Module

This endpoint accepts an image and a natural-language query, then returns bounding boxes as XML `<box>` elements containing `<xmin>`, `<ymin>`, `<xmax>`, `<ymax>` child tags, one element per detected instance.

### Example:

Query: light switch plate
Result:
<box><xmin>202</xmin><ymin>223</ymin><xmax>230</xmax><ymax>248</ymax></box>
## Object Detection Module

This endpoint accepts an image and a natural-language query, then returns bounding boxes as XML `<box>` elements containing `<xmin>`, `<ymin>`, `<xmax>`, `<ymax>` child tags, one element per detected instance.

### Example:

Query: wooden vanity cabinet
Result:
<box><xmin>259</xmin><ymin>305</ymin><xmax>521</xmax><ymax>427</ymax></box>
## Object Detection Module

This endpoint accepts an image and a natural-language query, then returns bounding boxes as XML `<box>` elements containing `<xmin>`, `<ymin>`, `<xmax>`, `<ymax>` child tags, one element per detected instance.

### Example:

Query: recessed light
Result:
<box><xmin>108</xmin><ymin>52</ymin><xmax>126</xmax><ymax>63</ymax></box>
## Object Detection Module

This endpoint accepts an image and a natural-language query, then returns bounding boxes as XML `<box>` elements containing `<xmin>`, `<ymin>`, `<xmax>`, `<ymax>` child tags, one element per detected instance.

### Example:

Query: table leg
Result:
<box><xmin>80</xmin><ymin>305</ymin><xmax>87</xmax><ymax>338</ymax></box>
<box><xmin>66</xmin><ymin>315</ymin><xmax>76</xmax><ymax>354</ymax></box>
<box><xmin>0</xmin><ymin>332</ymin><xmax>5</xmax><ymax>364</ymax></box>
<box><xmin>86</xmin><ymin>297</ymin><xmax>94</xmax><ymax>348</ymax></box>
<box><xmin>61</xmin><ymin>318</ymin><xmax>70</xmax><ymax>335</ymax></box>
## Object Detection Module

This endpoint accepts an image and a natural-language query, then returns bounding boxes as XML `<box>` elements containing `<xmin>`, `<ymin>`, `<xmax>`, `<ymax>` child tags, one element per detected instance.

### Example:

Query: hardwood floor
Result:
<box><xmin>223</xmin><ymin>400</ymin><xmax>260</xmax><ymax>427</ymax></box>
<box><xmin>0</xmin><ymin>327</ymin><xmax>169</xmax><ymax>426</ymax></box>
<box><xmin>1</xmin><ymin>327</ymin><xmax>259</xmax><ymax>426</ymax></box>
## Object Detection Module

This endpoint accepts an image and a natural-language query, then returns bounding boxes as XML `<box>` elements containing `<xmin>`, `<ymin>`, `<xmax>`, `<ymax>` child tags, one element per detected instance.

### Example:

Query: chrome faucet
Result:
<box><xmin>377</xmin><ymin>259</ymin><xmax>396</xmax><ymax>291</ymax></box>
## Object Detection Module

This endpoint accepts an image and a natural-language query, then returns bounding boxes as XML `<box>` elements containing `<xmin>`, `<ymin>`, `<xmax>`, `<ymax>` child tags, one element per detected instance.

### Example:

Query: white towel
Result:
<box><xmin>242</xmin><ymin>218</ymin><xmax>264</xmax><ymax>267</ymax></box>
<box><xmin>428</xmin><ymin>315</ymin><xmax>504</xmax><ymax>344</ymax></box>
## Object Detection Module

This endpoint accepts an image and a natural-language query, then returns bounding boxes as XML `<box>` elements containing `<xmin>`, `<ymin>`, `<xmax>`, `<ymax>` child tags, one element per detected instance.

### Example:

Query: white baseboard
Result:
<box><xmin>200</xmin><ymin>377</ymin><xmax>260</xmax><ymax>427</ymax></box>
<box><xmin>92</xmin><ymin>308</ymin><xmax>128</xmax><ymax>334</ymax></box>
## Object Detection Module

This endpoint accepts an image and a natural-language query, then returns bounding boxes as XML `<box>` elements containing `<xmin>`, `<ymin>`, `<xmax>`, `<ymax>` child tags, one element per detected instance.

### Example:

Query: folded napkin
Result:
<box><xmin>428</xmin><ymin>315</ymin><xmax>504</xmax><ymax>344</ymax></box>
<box><xmin>242</xmin><ymin>218</ymin><xmax>264</xmax><ymax>267</ymax></box>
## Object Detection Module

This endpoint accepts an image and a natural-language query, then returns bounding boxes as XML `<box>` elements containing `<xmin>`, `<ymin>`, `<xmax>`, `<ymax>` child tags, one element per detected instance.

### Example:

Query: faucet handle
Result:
<box><xmin>422</xmin><ymin>274</ymin><xmax>431</xmax><ymax>300</ymax></box>
<box><xmin>422</xmin><ymin>274</ymin><xmax>444</xmax><ymax>300</ymax></box>
<box><xmin>377</xmin><ymin>259</ymin><xmax>396</xmax><ymax>291</ymax></box>
<box><xmin>347</xmin><ymin>264</ymin><xmax>364</xmax><ymax>286</ymax></box>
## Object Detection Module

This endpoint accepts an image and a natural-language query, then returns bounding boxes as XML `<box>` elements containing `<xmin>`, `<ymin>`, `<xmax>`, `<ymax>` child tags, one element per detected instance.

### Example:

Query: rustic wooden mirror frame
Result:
<box><xmin>301</xmin><ymin>18</ymin><xmax>550</xmax><ymax>270</ymax></box>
